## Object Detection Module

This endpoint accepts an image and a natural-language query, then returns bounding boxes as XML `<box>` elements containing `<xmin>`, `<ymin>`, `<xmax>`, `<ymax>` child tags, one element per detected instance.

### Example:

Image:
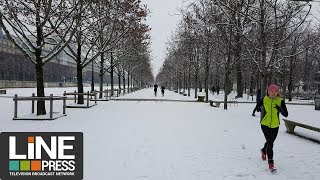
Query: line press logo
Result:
<box><xmin>0</xmin><ymin>132</ymin><xmax>83</xmax><ymax>180</ymax></box>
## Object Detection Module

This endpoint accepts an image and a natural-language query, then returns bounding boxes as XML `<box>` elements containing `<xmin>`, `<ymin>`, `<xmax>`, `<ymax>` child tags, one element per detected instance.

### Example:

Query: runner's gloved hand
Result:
<box><xmin>275</xmin><ymin>105</ymin><xmax>282</xmax><ymax>113</ymax></box>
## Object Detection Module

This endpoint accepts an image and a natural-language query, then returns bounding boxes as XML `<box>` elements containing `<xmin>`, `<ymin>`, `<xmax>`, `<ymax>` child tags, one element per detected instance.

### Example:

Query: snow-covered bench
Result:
<box><xmin>92</xmin><ymin>90</ymin><xmax>109</xmax><ymax>101</ymax></box>
<box><xmin>197</xmin><ymin>95</ymin><xmax>205</xmax><ymax>102</ymax></box>
<box><xmin>229</xmin><ymin>97</ymin><xmax>238</xmax><ymax>106</ymax></box>
<box><xmin>109</xmin><ymin>89</ymin><xmax>120</xmax><ymax>97</ymax></box>
<box><xmin>0</xmin><ymin>89</ymin><xmax>6</xmax><ymax>94</ymax></box>
<box><xmin>209</xmin><ymin>100</ymin><xmax>220</xmax><ymax>107</ymax></box>
<box><xmin>282</xmin><ymin>119</ymin><xmax>320</xmax><ymax>134</ymax></box>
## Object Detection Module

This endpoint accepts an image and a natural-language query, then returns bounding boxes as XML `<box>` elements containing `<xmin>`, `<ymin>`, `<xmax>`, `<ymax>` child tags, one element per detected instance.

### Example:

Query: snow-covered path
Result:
<box><xmin>0</xmin><ymin>88</ymin><xmax>319</xmax><ymax>180</ymax></box>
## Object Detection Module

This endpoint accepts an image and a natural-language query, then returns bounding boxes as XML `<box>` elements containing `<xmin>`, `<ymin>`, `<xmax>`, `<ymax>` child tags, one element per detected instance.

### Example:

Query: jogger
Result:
<box><xmin>255</xmin><ymin>84</ymin><xmax>288</xmax><ymax>171</ymax></box>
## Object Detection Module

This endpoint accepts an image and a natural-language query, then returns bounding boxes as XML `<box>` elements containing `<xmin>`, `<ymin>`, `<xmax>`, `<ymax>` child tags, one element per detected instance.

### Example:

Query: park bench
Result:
<box><xmin>209</xmin><ymin>100</ymin><xmax>221</xmax><ymax>107</ymax></box>
<box><xmin>197</xmin><ymin>95</ymin><xmax>205</xmax><ymax>102</ymax></box>
<box><xmin>282</xmin><ymin>119</ymin><xmax>320</xmax><ymax>134</ymax></box>
<box><xmin>91</xmin><ymin>90</ymin><xmax>109</xmax><ymax>101</ymax></box>
<box><xmin>0</xmin><ymin>89</ymin><xmax>6</xmax><ymax>94</ymax></box>
<box><xmin>229</xmin><ymin>97</ymin><xmax>238</xmax><ymax>106</ymax></box>
<box><xmin>109</xmin><ymin>89</ymin><xmax>120</xmax><ymax>97</ymax></box>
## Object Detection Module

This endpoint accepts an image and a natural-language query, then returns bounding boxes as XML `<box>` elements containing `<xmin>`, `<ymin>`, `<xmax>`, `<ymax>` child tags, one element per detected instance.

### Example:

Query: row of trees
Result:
<box><xmin>157</xmin><ymin>0</ymin><xmax>320</xmax><ymax>109</ymax></box>
<box><xmin>0</xmin><ymin>0</ymin><xmax>153</xmax><ymax>115</ymax></box>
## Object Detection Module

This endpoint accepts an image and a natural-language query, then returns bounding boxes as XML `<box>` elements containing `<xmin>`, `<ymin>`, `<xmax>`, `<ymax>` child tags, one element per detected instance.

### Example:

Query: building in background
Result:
<box><xmin>0</xmin><ymin>27</ymin><xmax>113</xmax><ymax>88</ymax></box>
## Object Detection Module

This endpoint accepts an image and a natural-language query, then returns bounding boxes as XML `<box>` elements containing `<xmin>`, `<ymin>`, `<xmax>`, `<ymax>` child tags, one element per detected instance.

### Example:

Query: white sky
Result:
<box><xmin>141</xmin><ymin>0</ymin><xmax>320</xmax><ymax>78</ymax></box>
<box><xmin>141</xmin><ymin>0</ymin><xmax>187</xmax><ymax>77</ymax></box>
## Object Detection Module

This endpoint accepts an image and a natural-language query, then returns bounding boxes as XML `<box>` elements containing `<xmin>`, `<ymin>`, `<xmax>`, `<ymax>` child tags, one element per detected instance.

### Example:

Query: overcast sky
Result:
<box><xmin>141</xmin><ymin>0</ymin><xmax>187</xmax><ymax>78</ymax></box>
<box><xmin>141</xmin><ymin>0</ymin><xmax>320</xmax><ymax>79</ymax></box>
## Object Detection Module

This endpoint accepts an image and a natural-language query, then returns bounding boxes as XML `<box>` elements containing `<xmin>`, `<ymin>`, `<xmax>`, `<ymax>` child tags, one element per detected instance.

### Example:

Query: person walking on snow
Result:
<box><xmin>161</xmin><ymin>86</ymin><xmax>165</xmax><ymax>97</ymax></box>
<box><xmin>252</xmin><ymin>89</ymin><xmax>261</xmax><ymax>116</ymax></box>
<box><xmin>154</xmin><ymin>84</ymin><xmax>158</xmax><ymax>96</ymax></box>
<box><xmin>254</xmin><ymin>84</ymin><xmax>288</xmax><ymax>171</ymax></box>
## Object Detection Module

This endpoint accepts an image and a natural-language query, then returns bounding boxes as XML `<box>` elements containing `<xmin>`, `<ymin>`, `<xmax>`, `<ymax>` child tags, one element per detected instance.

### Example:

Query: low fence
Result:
<box><xmin>63</xmin><ymin>91</ymin><xmax>97</xmax><ymax>108</ymax></box>
<box><xmin>13</xmin><ymin>94</ymin><xmax>67</xmax><ymax>120</ymax></box>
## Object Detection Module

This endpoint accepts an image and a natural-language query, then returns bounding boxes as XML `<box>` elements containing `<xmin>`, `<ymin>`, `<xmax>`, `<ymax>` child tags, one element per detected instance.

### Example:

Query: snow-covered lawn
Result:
<box><xmin>0</xmin><ymin>87</ymin><xmax>319</xmax><ymax>180</ymax></box>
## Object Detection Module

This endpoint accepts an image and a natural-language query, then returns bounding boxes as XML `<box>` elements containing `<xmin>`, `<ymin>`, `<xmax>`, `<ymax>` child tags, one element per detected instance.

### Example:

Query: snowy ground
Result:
<box><xmin>0</xmin><ymin>87</ymin><xmax>320</xmax><ymax>180</ymax></box>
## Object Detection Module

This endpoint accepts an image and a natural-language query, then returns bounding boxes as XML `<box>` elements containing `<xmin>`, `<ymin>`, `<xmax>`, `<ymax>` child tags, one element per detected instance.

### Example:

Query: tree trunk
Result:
<box><xmin>122</xmin><ymin>69</ymin><xmax>126</xmax><ymax>94</ymax></box>
<box><xmin>176</xmin><ymin>72</ymin><xmax>179</xmax><ymax>91</ymax></box>
<box><xmin>99</xmin><ymin>52</ymin><xmax>104</xmax><ymax>99</ymax></box>
<box><xmin>216</xmin><ymin>65</ymin><xmax>220</xmax><ymax>95</ymax></box>
<box><xmin>281</xmin><ymin>57</ymin><xmax>287</xmax><ymax>101</ymax></box>
<box><xmin>127</xmin><ymin>71</ymin><xmax>130</xmax><ymax>92</ymax></box>
<box><xmin>224</xmin><ymin>72</ymin><xmax>231</xmax><ymax>110</ymax></box>
<box><xmin>178</xmin><ymin>72</ymin><xmax>181</xmax><ymax>92</ymax></box>
<box><xmin>76</xmin><ymin>40</ymin><xmax>84</xmax><ymax>104</ymax></box>
<box><xmin>188</xmin><ymin>61</ymin><xmax>191</xmax><ymax>96</ymax></box>
<box><xmin>260</xmin><ymin>0</ymin><xmax>268</xmax><ymax>99</ymax></box>
<box><xmin>288</xmin><ymin>58</ymin><xmax>294</xmax><ymax>101</ymax></box>
<box><xmin>205</xmin><ymin>39</ymin><xmax>210</xmax><ymax>103</ymax></box>
<box><xmin>91</xmin><ymin>61</ymin><xmax>94</xmax><ymax>92</ymax></box>
<box><xmin>35</xmin><ymin>53</ymin><xmax>46</xmax><ymax>115</ymax></box>
<box><xmin>194</xmin><ymin>63</ymin><xmax>199</xmax><ymax>98</ymax></box>
<box><xmin>76</xmin><ymin>58</ymin><xmax>84</xmax><ymax>104</ymax></box>
<box><xmin>131</xmin><ymin>76</ymin><xmax>133</xmax><ymax>87</ymax></box>
<box><xmin>235</xmin><ymin>28</ymin><xmax>243</xmax><ymax>98</ymax></box>
<box><xmin>303</xmin><ymin>46</ymin><xmax>309</xmax><ymax>90</ymax></box>
<box><xmin>35</xmin><ymin>5</ymin><xmax>46</xmax><ymax>115</ymax></box>
<box><xmin>118</xmin><ymin>72</ymin><xmax>121</xmax><ymax>90</ymax></box>
<box><xmin>236</xmin><ymin>62</ymin><xmax>243</xmax><ymax>98</ymax></box>
<box><xmin>110</xmin><ymin>52</ymin><xmax>114</xmax><ymax>96</ymax></box>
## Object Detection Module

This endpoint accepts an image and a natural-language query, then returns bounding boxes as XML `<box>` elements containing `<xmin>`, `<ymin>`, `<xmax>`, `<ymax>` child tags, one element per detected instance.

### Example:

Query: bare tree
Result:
<box><xmin>0</xmin><ymin>0</ymin><xmax>79</xmax><ymax>115</ymax></box>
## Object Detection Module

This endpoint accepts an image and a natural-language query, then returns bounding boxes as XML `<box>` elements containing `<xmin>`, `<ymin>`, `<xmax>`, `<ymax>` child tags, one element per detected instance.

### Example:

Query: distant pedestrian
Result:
<box><xmin>161</xmin><ymin>86</ymin><xmax>165</xmax><ymax>97</ymax></box>
<box><xmin>254</xmin><ymin>84</ymin><xmax>288</xmax><ymax>171</ymax></box>
<box><xmin>216</xmin><ymin>86</ymin><xmax>220</xmax><ymax>95</ymax></box>
<box><xmin>154</xmin><ymin>84</ymin><xmax>158</xmax><ymax>96</ymax></box>
<box><xmin>252</xmin><ymin>89</ymin><xmax>261</xmax><ymax>116</ymax></box>
<box><xmin>211</xmin><ymin>86</ymin><xmax>216</xmax><ymax>94</ymax></box>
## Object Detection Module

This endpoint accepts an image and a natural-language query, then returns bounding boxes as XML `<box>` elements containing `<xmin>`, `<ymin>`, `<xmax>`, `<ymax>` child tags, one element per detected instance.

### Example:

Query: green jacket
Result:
<box><xmin>256</xmin><ymin>96</ymin><xmax>288</xmax><ymax>128</ymax></box>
